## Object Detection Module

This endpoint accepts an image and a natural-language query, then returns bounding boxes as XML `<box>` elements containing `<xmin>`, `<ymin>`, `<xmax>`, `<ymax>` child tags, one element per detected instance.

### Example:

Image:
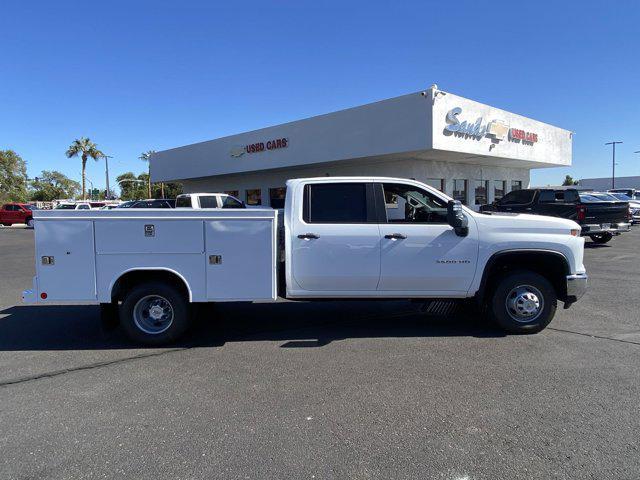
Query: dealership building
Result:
<box><xmin>151</xmin><ymin>85</ymin><xmax>572</xmax><ymax>209</ymax></box>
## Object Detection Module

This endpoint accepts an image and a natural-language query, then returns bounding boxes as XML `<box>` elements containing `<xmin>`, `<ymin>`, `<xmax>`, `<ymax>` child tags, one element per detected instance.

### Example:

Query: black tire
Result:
<box><xmin>119</xmin><ymin>281</ymin><xmax>190</xmax><ymax>345</ymax></box>
<box><xmin>489</xmin><ymin>271</ymin><xmax>557</xmax><ymax>334</ymax></box>
<box><xmin>589</xmin><ymin>232</ymin><xmax>613</xmax><ymax>244</ymax></box>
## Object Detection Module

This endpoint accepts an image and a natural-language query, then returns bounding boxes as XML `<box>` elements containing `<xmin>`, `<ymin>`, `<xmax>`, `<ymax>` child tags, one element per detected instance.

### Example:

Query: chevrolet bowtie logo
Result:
<box><xmin>486</xmin><ymin>120</ymin><xmax>509</xmax><ymax>141</ymax></box>
<box><xmin>229</xmin><ymin>146</ymin><xmax>245</xmax><ymax>158</ymax></box>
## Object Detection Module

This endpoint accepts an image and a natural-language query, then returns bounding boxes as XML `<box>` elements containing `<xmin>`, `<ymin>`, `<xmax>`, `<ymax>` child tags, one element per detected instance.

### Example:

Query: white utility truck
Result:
<box><xmin>23</xmin><ymin>177</ymin><xmax>588</xmax><ymax>345</ymax></box>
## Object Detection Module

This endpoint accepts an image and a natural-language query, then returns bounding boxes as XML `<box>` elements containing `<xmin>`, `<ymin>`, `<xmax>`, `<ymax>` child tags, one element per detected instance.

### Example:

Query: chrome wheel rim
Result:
<box><xmin>133</xmin><ymin>295</ymin><xmax>174</xmax><ymax>334</ymax></box>
<box><xmin>505</xmin><ymin>285</ymin><xmax>544</xmax><ymax>323</ymax></box>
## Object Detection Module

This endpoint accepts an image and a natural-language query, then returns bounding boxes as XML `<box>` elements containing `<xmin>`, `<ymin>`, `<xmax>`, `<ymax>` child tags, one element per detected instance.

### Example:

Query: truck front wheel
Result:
<box><xmin>489</xmin><ymin>271</ymin><xmax>557</xmax><ymax>334</ymax></box>
<box><xmin>119</xmin><ymin>281</ymin><xmax>190</xmax><ymax>345</ymax></box>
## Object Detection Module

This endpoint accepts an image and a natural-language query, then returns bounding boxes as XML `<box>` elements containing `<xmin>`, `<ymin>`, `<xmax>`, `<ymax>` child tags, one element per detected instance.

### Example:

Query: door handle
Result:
<box><xmin>384</xmin><ymin>233</ymin><xmax>407</xmax><ymax>240</ymax></box>
<box><xmin>298</xmin><ymin>233</ymin><xmax>319</xmax><ymax>240</ymax></box>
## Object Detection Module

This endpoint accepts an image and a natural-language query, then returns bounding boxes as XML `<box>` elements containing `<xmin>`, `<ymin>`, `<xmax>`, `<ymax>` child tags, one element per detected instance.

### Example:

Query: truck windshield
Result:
<box><xmin>55</xmin><ymin>204</ymin><xmax>76</xmax><ymax>209</ymax></box>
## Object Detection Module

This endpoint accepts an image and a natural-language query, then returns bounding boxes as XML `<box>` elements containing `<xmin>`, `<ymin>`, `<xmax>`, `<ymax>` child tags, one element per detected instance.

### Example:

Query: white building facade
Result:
<box><xmin>151</xmin><ymin>86</ymin><xmax>573</xmax><ymax>209</ymax></box>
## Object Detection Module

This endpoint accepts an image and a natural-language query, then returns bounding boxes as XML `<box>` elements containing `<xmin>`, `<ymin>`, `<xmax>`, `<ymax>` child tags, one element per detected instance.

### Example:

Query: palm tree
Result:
<box><xmin>139</xmin><ymin>150</ymin><xmax>156</xmax><ymax>198</ymax></box>
<box><xmin>65</xmin><ymin>138</ymin><xmax>104</xmax><ymax>200</ymax></box>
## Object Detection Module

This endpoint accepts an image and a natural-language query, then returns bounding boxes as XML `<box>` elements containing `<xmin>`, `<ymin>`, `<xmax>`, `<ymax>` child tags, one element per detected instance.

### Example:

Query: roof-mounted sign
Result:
<box><xmin>230</xmin><ymin>138</ymin><xmax>289</xmax><ymax>157</ymax></box>
<box><xmin>444</xmin><ymin>107</ymin><xmax>538</xmax><ymax>145</ymax></box>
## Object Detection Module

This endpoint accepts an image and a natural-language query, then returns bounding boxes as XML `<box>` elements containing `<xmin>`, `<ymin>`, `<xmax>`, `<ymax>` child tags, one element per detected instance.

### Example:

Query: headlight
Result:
<box><xmin>570</xmin><ymin>228</ymin><xmax>581</xmax><ymax>236</ymax></box>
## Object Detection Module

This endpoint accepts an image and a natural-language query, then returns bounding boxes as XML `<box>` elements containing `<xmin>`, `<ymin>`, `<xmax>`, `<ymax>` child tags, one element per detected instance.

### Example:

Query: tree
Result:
<box><xmin>65</xmin><ymin>138</ymin><xmax>104</xmax><ymax>200</ymax></box>
<box><xmin>0</xmin><ymin>150</ymin><xmax>29</xmax><ymax>203</ymax></box>
<box><xmin>117</xmin><ymin>172</ymin><xmax>146</xmax><ymax>201</ymax></box>
<box><xmin>117</xmin><ymin>171</ymin><xmax>183</xmax><ymax>200</ymax></box>
<box><xmin>562</xmin><ymin>175</ymin><xmax>579</xmax><ymax>186</ymax></box>
<box><xmin>139</xmin><ymin>150</ymin><xmax>156</xmax><ymax>198</ymax></box>
<box><xmin>30</xmin><ymin>170</ymin><xmax>80</xmax><ymax>201</ymax></box>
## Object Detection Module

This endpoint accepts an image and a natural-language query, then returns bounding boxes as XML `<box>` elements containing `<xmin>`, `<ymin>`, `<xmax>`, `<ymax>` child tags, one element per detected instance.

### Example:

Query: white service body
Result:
<box><xmin>24</xmin><ymin>177</ymin><xmax>587</xmax><ymax>308</ymax></box>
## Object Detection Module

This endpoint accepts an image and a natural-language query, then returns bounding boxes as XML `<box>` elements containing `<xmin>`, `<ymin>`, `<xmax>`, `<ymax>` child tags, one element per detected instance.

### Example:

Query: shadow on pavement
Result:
<box><xmin>0</xmin><ymin>301</ymin><xmax>504</xmax><ymax>351</ymax></box>
<box><xmin>584</xmin><ymin>243</ymin><xmax>612</xmax><ymax>249</ymax></box>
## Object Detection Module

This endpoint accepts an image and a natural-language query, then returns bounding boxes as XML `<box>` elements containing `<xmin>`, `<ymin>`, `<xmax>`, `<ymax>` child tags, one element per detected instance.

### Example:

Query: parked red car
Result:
<box><xmin>0</xmin><ymin>203</ymin><xmax>37</xmax><ymax>227</ymax></box>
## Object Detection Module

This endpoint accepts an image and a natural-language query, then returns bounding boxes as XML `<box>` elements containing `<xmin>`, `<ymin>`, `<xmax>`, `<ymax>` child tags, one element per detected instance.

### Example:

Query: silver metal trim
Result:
<box><xmin>566</xmin><ymin>273</ymin><xmax>588</xmax><ymax>301</ymax></box>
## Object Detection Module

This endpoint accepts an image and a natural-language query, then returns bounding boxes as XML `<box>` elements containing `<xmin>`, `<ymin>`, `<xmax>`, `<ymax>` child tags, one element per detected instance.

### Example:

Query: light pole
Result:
<box><xmin>86</xmin><ymin>177</ymin><xmax>94</xmax><ymax>200</ymax></box>
<box><xmin>102</xmin><ymin>155</ymin><xmax>113</xmax><ymax>199</ymax></box>
<box><xmin>605</xmin><ymin>141</ymin><xmax>623</xmax><ymax>189</ymax></box>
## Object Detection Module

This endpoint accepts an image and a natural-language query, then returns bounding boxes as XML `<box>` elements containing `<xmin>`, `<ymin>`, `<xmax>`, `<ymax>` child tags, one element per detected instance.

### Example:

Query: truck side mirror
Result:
<box><xmin>447</xmin><ymin>200</ymin><xmax>469</xmax><ymax>237</ymax></box>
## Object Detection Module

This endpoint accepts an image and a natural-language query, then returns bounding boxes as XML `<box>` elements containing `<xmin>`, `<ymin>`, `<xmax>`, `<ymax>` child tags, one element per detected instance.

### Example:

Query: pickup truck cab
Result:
<box><xmin>175</xmin><ymin>193</ymin><xmax>245</xmax><ymax>209</ymax></box>
<box><xmin>23</xmin><ymin>177</ymin><xmax>588</xmax><ymax>345</ymax></box>
<box><xmin>0</xmin><ymin>203</ymin><xmax>37</xmax><ymax>227</ymax></box>
<box><xmin>481</xmin><ymin>188</ymin><xmax>631</xmax><ymax>243</ymax></box>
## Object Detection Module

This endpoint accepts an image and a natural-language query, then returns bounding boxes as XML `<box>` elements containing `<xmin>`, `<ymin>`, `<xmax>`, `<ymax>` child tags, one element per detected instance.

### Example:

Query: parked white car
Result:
<box><xmin>55</xmin><ymin>202</ymin><xmax>92</xmax><ymax>210</ymax></box>
<box><xmin>24</xmin><ymin>176</ymin><xmax>587</xmax><ymax>345</ymax></box>
<box><xmin>175</xmin><ymin>193</ymin><xmax>245</xmax><ymax>209</ymax></box>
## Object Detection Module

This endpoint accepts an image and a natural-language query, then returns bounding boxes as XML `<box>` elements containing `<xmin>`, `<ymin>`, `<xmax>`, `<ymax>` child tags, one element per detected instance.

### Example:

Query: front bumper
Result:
<box><xmin>566</xmin><ymin>273</ymin><xmax>588</xmax><ymax>302</ymax></box>
<box><xmin>582</xmin><ymin>222</ymin><xmax>631</xmax><ymax>235</ymax></box>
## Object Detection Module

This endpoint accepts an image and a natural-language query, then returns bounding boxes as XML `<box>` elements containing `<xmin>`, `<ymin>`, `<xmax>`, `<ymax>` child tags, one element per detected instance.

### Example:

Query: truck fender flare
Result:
<box><xmin>108</xmin><ymin>267</ymin><xmax>193</xmax><ymax>303</ymax></box>
<box><xmin>475</xmin><ymin>249</ymin><xmax>570</xmax><ymax>302</ymax></box>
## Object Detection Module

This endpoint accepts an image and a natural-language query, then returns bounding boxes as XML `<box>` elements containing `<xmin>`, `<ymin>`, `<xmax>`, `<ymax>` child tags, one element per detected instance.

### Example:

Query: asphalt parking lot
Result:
<box><xmin>0</xmin><ymin>226</ymin><xmax>638</xmax><ymax>479</ymax></box>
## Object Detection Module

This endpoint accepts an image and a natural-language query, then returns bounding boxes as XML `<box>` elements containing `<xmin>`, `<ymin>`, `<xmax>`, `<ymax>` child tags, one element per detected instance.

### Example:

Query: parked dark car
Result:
<box><xmin>130</xmin><ymin>199</ymin><xmax>176</xmax><ymax>208</ymax></box>
<box><xmin>480</xmin><ymin>188</ymin><xmax>630</xmax><ymax>243</ymax></box>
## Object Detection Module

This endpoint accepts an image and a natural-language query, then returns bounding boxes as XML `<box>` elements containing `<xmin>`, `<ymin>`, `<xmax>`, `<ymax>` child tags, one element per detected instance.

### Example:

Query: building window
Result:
<box><xmin>424</xmin><ymin>178</ymin><xmax>445</xmax><ymax>192</ymax></box>
<box><xmin>224</xmin><ymin>190</ymin><xmax>239</xmax><ymax>198</ymax></box>
<box><xmin>494</xmin><ymin>180</ymin><xmax>506</xmax><ymax>200</ymax></box>
<box><xmin>474</xmin><ymin>180</ymin><xmax>489</xmax><ymax>205</ymax></box>
<box><xmin>511</xmin><ymin>180</ymin><xmax>523</xmax><ymax>191</ymax></box>
<box><xmin>453</xmin><ymin>179</ymin><xmax>468</xmax><ymax>205</ymax></box>
<box><xmin>269</xmin><ymin>187</ymin><xmax>286</xmax><ymax>208</ymax></box>
<box><xmin>246</xmin><ymin>189</ymin><xmax>262</xmax><ymax>206</ymax></box>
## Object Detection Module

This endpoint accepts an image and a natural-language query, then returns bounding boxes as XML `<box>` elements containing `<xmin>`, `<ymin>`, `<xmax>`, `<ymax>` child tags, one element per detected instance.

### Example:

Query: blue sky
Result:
<box><xmin>2</xmin><ymin>0</ymin><xmax>639</xmax><ymax>190</ymax></box>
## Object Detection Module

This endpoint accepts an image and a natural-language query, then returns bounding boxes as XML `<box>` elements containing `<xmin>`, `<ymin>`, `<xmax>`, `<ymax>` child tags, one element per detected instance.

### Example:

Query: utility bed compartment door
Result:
<box><xmin>205</xmin><ymin>219</ymin><xmax>276</xmax><ymax>301</ymax></box>
<box><xmin>94</xmin><ymin>220</ymin><xmax>203</xmax><ymax>254</ymax></box>
<box><xmin>36</xmin><ymin>220</ymin><xmax>96</xmax><ymax>301</ymax></box>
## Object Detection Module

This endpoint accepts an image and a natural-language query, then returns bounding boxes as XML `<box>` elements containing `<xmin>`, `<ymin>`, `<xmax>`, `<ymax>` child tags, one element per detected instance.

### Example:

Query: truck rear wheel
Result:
<box><xmin>489</xmin><ymin>271</ymin><xmax>557</xmax><ymax>334</ymax></box>
<box><xmin>589</xmin><ymin>232</ymin><xmax>612</xmax><ymax>244</ymax></box>
<box><xmin>119</xmin><ymin>281</ymin><xmax>190</xmax><ymax>345</ymax></box>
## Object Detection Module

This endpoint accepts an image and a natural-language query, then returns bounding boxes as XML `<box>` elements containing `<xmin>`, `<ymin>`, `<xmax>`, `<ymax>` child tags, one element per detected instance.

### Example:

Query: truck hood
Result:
<box><xmin>473</xmin><ymin>211</ymin><xmax>580</xmax><ymax>234</ymax></box>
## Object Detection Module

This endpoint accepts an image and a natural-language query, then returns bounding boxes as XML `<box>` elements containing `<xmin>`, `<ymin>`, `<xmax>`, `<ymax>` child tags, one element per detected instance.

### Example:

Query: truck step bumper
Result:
<box><xmin>566</xmin><ymin>273</ymin><xmax>588</xmax><ymax>302</ymax></box>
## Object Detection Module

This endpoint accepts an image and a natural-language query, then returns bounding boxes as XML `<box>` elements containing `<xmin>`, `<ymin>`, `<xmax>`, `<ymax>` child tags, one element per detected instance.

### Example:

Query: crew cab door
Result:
<box><xmin>289</xmin><ymin>182</ymin><xmax>381</xmax><ymax>292</ymax></box>
<box><xmin>376</xmin><ymin>182</ymin><xmax>478</xmax><ymax>294</ymax></box>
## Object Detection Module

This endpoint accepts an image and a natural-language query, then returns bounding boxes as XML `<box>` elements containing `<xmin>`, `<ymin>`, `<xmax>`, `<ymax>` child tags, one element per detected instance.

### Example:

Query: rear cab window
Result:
<box><xmin>176</xmin><ymin>196</ymin><xmax>192</xmax><ymax>208</ymax></box>
<box><xmin>303</xmin><ymin>183</ymin><xmax>375</xmax><ymax>223</ymax></box>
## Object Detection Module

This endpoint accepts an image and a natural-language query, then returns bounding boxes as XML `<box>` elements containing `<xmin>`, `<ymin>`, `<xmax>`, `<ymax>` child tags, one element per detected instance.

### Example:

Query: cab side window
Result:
<box><xmin>500</xmin><ymin>190</ymin><xmax>535</xmax><ymax>205</ymax></box>
<box><xmin>221</xmin><ymin>196</ymin><xmax>244</xmax><ymax>209</ymax></box>
<box><xmin>381</xmin><ymin>183</ymin><xmax>448</xmax><ymax>224</ymax></box>
<box><xmin>303</xmin><ymin>183</ymin><xmax>375</xmax><ymax>224</ymax></box>
<box><xmin>199</xmin><ymin>196</ymin><xmax>219</xmax><ymax>208</ymax></box>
